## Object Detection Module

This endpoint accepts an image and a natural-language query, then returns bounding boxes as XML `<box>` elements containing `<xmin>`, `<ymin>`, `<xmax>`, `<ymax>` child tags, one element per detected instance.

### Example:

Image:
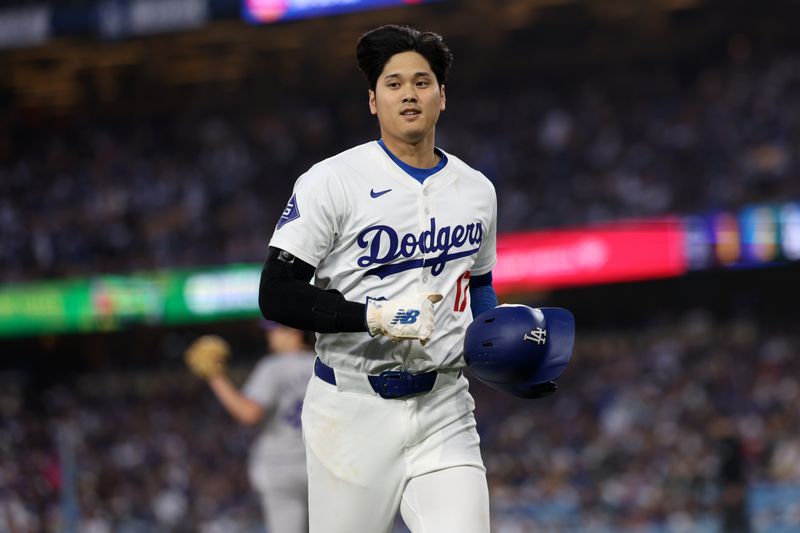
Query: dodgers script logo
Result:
<box><xmin>357</xmin><ymin>217</ymin><xmax>482</xmax><ymax>278</ymax></box>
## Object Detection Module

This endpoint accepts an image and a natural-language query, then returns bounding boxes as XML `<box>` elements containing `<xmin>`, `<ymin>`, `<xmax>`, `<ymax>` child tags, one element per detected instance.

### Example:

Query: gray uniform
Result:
<box><xmin>242</xmin><ymin>351</ymin><xmax>315</xmax><ymax>533</ymax></box>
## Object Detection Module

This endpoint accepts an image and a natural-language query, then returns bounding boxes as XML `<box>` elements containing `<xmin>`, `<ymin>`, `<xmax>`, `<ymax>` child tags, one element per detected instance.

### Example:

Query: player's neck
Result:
<box><xmin>379</xmin><ymin>134</ymin><xmax>440</xmax><ymax>169</ymax></box>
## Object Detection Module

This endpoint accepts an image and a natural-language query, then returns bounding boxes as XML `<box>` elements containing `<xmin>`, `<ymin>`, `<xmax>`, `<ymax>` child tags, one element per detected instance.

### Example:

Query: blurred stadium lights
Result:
<box><xmin>96</xmin><ymin>0</ymin><xmax>210</xmax><ymax>39</ymax></box>
<box><xmin>0</xmin><ymin>0</ymin><xmax>764</xmax><ymax>113</ymax></box>
<box><xmin>243</xmin><ymin>0</ymin><xmax>442</xmax><ymax>25</ymax></box>
<box><xmin>0</xmin><ymin>0</ymin><xmax>711</xmax><ymax>47</ymax></box>
<box><xmin>0</xmin><ymin>5</ymin><xmax>49</xmax><ymax>48</ymax></box>
<box><xmin>2</xmin><ymin>201</ymin><xmax>798</xmax><ymax>338</ymax></box>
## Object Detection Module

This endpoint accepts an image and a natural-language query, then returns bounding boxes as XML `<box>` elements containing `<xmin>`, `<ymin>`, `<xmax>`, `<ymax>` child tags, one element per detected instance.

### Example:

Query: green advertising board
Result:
<box><xmin>0</xmin><ymin>264</ymin><xmax>262</xmax><ymax>338</ymax></box>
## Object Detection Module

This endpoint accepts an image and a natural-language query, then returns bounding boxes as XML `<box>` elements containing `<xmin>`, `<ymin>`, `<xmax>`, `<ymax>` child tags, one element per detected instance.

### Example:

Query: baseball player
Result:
<box><xmin>258</xmin><ymin>25</ymin><xmax>546</xmax><ymax>533</ymax></box>
<box><xmin>184</xmin><ymin>322</ymin><xmax>314</xmax><ymax>533</ymax></box>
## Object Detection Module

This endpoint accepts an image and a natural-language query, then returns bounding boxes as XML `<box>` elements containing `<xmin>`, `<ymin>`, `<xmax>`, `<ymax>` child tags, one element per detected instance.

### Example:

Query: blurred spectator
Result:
<box><xmin>1</xmin><ymin>311</ymin><xmax>798</xmax><ymax>531</ymax></box>
<box><xmin>2</xmin><ymin>45</ymin><xmax>800</xmax><ymax>282</ymax></box>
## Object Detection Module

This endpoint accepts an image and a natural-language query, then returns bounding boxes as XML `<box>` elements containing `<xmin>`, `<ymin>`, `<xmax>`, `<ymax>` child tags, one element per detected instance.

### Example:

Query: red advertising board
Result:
<box><xmin>493</xmin><ymin>218</ymin><xmax>687</xmax><ymax>294</ymax></box>
<box><xmin>243</xmin><ymin>0</ymin><xmax>435</xmax><ymax>24</ymax></box>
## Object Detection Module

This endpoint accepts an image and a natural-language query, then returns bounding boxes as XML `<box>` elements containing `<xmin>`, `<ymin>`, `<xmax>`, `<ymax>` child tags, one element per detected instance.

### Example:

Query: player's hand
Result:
<box><xmin>184</xmin><ymin>335</ymin><xmax>231</xmax><ymax>379</ymax></box>
<box><xmin>366</xmin><ymin>293</ymin><xmax>443</xmax><ymax>345</ymax></box>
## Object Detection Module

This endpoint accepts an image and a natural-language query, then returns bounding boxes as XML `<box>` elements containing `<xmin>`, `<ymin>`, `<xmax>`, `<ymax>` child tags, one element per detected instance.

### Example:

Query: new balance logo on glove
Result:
<box><xmin>366</xmin><ymin>293</ymin><xmax>443</xmax><ymax>344</ymax></box>
<box><xmin>390</xmin><ymin>309</ymin><xmax>421</xmax><ymax>325</ymax></box>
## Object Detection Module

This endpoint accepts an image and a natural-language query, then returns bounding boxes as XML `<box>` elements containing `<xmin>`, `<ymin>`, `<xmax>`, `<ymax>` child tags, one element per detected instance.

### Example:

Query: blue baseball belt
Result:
<box><xmin>314</xmin><ymin>357</ymin><xmax>439</xmax><ymax>399</ymax></box>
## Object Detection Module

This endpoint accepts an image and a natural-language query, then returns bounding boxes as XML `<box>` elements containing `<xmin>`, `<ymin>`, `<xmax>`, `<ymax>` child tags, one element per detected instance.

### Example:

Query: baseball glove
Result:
<box><xmin>184</xmin><ymin>335</ymin><xmax>231</xmax><ymax>379</ymax></box>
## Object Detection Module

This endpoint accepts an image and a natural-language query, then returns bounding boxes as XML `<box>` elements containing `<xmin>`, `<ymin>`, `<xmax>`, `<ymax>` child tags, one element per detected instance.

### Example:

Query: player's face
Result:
<box><xmin>369</xmin><ymin>51</ymin><xmax>446</xmax><ymax>147</ymax></box>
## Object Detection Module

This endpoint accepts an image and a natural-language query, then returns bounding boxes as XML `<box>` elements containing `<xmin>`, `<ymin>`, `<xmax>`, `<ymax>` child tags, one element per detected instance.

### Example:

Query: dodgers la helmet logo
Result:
<box><xmin>524</xmin><ymin>328</ymin><xmax>547</xmax><ymax>345</ymax></box>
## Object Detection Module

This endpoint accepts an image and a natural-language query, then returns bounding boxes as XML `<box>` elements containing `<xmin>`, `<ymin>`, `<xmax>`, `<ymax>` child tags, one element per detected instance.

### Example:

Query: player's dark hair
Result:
<box><xmin>356</xmin><ymin>25</ymin><xmax>453</xmax><ymax>91</ymax></box>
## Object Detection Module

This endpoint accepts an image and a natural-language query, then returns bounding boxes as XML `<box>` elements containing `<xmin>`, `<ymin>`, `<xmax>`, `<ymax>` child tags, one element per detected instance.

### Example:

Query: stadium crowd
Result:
<box><xmin>3</xmin><ymin>3</ymin><xmax>800</xmax><ymax>533</ymax></box>
<box><xmin>2</xmin><ymin>312</ymin><xmax>799</xmax><ymax>532</ymax></box>
<box><xmin>1</xmin><ymin>45</ymin><xmax>800</xmax><ymax>283</ymax></box>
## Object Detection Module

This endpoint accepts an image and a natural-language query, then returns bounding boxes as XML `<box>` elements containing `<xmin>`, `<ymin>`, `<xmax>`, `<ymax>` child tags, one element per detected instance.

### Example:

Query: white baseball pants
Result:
<box><xmin>301</xmin><ymin>367</ymin><xmax>490</xmax><ymax>533</ymax></box>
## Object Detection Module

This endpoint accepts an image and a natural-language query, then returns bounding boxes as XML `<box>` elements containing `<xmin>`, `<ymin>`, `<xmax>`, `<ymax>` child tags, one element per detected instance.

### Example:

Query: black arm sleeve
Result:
<box><xmin>258</xmin><ymin>246</ymin><xmax>368</xmax><ymax>333</ymax></box>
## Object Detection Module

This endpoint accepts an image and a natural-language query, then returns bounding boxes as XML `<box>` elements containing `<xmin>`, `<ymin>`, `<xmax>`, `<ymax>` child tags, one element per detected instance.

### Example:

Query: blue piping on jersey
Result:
<box><xmin>377</xmin><ymin>139</ymin><xmax>448</xmax><ymax>184</ymax></box>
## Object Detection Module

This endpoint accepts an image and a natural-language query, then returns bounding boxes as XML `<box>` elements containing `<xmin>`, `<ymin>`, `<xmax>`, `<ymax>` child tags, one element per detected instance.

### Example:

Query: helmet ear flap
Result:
<box><xmin>464</xmin><ymin>306</ymin><xmax>575</xmax><ymax>397</ymax></box>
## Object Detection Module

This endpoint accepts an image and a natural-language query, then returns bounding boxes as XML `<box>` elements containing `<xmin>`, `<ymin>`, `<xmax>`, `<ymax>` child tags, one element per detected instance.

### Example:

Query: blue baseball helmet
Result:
<box><xmin>464</xmin><ymin>305</ymin><xmax>575</xmax><ymax>398</ymax></box>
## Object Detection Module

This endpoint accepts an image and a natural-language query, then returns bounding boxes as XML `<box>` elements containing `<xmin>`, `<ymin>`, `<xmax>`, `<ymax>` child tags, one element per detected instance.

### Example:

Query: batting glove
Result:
<box><xmin>366</xmin><ymin>293</ymin><xmax>443</xmax><ymax>345</ymax></box>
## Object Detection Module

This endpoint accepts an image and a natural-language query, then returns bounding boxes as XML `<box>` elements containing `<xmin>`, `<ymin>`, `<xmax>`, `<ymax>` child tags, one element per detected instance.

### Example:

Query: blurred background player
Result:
<box><xmin>184</xmin><ymin>321</ymin><xmax>314</xmax><ymax>533</ymax></box>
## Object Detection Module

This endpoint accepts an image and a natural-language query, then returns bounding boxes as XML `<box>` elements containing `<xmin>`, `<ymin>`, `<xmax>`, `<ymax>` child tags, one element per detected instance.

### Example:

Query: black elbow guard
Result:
<box><xmin>313</xmin><ymin>289</ymin><xmax>346</xmax><ymax>332</ymax></box>
<box><xmin>260</xmin><ymin>247</ymin><xmax>366</xmax><ymax>333</ymax></box>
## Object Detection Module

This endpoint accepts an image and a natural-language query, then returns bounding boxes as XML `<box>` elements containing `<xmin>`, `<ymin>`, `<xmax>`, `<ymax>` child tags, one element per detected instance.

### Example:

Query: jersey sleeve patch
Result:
<box><xmin>276</xmin><ymin>193</ymin><xmax>301</xmax><ymax>230</ymax></box>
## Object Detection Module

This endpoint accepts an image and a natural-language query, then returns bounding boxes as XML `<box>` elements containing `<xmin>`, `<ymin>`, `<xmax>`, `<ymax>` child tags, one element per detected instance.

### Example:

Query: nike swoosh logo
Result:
<box><xmin>370</xmin><ymin>188</ymin><xmax>392</xmax><ymax>198</ymax></box>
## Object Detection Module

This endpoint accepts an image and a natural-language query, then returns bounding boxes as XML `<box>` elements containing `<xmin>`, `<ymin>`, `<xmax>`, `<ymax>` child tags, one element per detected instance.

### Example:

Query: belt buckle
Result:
<box><xmin>378</xmin><ymin>371</ymin><xmax>412</xmax><ymax>399</ymax></box>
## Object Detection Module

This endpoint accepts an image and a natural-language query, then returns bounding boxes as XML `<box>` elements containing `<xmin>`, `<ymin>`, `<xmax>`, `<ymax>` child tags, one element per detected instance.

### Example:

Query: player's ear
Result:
<box><xmin>440</xmin><ymin>84</ymin><xmax>446</xmax><ymax>112</ymax></box>
<box><xmin>368</xmin><ymin>89</ymin><xmax>377</xmax><ymax>115</ymax></box>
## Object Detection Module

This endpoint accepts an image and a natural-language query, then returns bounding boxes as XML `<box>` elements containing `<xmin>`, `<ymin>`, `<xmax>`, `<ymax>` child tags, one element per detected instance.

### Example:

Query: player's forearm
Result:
<box><xmin>469</xmin><ymin>273</ymin><xmax>498</xmax><ymax>317</ymax></box>
<box><xmin>208</xmin><ymin>375</ymin><xmax>265</xmax><ymax>426</ymax></box>
<box><xmin>259</xmin><ymin>246</ymin><xmax>367</xmax><ymax>333</ymax></box>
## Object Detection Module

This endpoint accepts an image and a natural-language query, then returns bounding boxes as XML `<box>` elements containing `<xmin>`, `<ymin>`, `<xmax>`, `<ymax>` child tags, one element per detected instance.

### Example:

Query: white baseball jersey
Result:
<box><xmin>269</xmin><ymin>140</ymin><xmax>497</xmax><ymax>374</ymax></box>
